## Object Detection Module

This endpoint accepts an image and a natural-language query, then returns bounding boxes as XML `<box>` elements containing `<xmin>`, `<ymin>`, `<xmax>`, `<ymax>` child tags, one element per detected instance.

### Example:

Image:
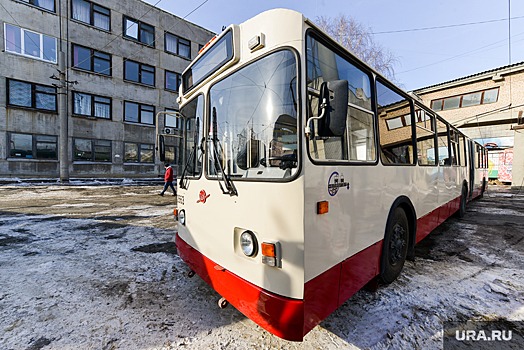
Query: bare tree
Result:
<box><xmin>315</xmin><ymin>15</ymin><xmax>397</xmax><ymax>81</ymax></box>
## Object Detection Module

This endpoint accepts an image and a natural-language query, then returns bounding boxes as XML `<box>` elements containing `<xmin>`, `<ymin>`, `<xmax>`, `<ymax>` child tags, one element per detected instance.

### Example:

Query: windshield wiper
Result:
<box><xmin>211</xmin><ymin>107</ymin><xmax>238</xmax><ymax>196</ymax></box>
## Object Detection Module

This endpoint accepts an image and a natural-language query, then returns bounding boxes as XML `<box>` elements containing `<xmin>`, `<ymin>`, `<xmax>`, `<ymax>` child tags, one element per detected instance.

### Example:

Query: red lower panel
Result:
<box><xmin>417</xmin><ymin>195</ymin><xmax>461</xmax><ymax>243</ymax></box>
<box><xmin>303</xmin><ymin>241</ymin><xmax>382</xmax><ymax>335</ymax></box>
<box><xmin>176</xmin><ymin>236</ymin><xmax>305</xmax><ymax>341</ymax></box>
<box><xmin>177</xmin><ymin>194</ymin><xmax>468</xmax><ymax>341</ymax></box>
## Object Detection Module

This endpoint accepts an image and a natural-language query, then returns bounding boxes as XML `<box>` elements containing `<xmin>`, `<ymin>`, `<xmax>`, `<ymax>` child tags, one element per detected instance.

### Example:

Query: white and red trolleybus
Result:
<box><xmin>161</xmin><ymin>9</ymin><xmax>488</xmax><ymax>341</ymax></box>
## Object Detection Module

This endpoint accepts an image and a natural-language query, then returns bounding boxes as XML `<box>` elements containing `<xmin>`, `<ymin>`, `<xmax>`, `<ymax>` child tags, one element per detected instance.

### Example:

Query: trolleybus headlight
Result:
<box><xmin>240</xmin><ymin>231</ymin><xmax>258</xmax><ymax>257</ymax></box>
<box><xmin>178</xmin><ymin>209</ymin><xmax>186</xmax><ymax>225</ymax></box>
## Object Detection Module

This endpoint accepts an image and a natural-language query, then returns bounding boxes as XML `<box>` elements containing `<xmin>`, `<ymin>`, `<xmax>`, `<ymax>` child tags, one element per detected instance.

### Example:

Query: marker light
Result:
<box><xmin>261</xmin><ymin>242</ymin><xmax>277</xmax><ymax>267</ymax></box>
<box><xmin>317</xmin><ymin>201</ymin><xmax>329</xmax><ymax>215</ymax></box>
<box><xmin>173</xmin><ymin>208</ymin><xmax>178</xmax><ymax>220</ymax></box>
<box><xmin>240</xmin><ymin>231</ymin><xmax>257</xmax><ymax>257</ymax></box>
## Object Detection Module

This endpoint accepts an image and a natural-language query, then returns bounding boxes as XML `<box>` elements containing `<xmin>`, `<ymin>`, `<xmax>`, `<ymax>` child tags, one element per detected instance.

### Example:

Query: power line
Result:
<box><xmin>397</xmin><ymin>30</ymin><xmax>524</xmax><ymax>75</ymax></box>
<box><xmin>371</xmin><ymin>15</ymin><xmax>524</xmax><ymax>35</ymax></box>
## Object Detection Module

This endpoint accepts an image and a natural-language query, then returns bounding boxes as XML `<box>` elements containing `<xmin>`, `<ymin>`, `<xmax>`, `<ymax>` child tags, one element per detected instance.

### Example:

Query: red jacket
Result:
<box><xmin>164</xmin><ymin>166</ymin><xmax>174</xmax><ymax>182</ymax></box>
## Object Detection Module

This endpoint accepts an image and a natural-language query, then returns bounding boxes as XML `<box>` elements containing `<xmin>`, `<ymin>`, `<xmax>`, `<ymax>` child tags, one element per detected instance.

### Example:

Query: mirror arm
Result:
<box><xmin>305</xmin><ymin>97</ymin><xmax>327</xmax><ymax>138</ymax></box>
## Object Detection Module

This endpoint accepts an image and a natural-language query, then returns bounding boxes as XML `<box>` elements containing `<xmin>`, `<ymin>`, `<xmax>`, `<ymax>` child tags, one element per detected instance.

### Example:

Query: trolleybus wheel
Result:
<box><xmin>380</xmin><ymin>207</ymin><xmax>409</xmax><ymax>284</ymax></box>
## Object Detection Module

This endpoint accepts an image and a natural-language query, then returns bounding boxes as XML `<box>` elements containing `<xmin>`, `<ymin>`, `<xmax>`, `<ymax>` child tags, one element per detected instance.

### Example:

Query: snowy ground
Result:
<box><xmin>0</xmin><ymin>184</ymin><xmax>522</xmax><ymax>350</ymax></box>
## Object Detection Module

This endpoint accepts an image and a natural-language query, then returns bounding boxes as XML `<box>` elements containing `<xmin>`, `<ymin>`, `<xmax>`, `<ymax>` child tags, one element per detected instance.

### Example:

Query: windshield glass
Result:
<box><xmin>208</xmin><ymin>50</ymin><xmax>298</xmax><ymax>180</ymax></box>
<box><xmin>178</xmin><ymin>94</ymin><xmax>204</xmax><ymax>178</ymax></box>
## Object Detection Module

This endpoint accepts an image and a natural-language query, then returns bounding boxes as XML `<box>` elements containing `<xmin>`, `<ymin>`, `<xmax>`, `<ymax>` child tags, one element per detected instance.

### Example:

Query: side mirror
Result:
<box><xmin>318</xmin><ymin>80</ymin><xmax>348</xmax><ymax>137</ymax></box>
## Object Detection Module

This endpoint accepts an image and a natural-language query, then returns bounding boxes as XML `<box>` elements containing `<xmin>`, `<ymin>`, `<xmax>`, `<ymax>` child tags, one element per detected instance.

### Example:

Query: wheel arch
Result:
<box><xmin>383</xmin><ymin>196</ymin><xmax>417</xmax><ymax>266</ymax></box>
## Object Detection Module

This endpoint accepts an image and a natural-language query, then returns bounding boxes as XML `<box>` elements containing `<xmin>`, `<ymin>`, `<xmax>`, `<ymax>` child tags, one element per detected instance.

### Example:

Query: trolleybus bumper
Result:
<box><xmin>176</xmin><ymin>235</ymin><xmax>306</xmax><ymax>341</ymax></box>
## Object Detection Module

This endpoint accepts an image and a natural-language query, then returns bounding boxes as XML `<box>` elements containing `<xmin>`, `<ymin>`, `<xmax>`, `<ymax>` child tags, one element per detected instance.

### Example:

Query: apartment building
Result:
<box><xmin>1</xmin><ymin>0</ymin><xmax>214</xmax><ymax>179</ymax></box>
<box><xmin>413</xmin><ymin>62</ymin><xmax>524</xmax><ymax>189</ymax></box>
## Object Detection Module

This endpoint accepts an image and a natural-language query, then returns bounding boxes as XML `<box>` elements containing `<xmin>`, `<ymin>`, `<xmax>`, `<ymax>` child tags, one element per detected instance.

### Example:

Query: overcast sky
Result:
<box><xmin>143</xmin><ymin>0</ymin><xmax>524</xmax><ymax>91</ymax></box>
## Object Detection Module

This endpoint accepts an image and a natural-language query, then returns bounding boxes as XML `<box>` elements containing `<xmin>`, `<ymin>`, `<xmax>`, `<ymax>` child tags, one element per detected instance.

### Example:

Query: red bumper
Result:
<box><xmin>176</xmin><ymin>235</ymin><xmax>305</xmax><ymax>341</ymax></box>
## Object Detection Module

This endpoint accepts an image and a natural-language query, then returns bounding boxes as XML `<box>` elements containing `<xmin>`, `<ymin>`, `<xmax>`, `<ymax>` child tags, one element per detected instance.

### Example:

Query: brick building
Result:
<box><xmin>413</xmin><ymin>62</ymin><xmax>524</xmax><ymax>189</ymax></box>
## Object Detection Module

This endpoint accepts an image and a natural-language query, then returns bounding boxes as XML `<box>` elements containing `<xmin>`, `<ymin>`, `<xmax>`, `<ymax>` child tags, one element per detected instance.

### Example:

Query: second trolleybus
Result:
<box><xmin>159</xmin><ymin>9</ymin><xmax>488</xmax><ymax>341</ymax></box>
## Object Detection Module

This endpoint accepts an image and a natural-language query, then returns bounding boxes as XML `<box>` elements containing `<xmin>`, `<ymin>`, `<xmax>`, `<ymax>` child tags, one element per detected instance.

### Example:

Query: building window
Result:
<box><xmin>124</xmin><ymin>101</ymin><xmax>154</xmax><ymax>125</ymax></box>
<box><xmin>124</xmin><ymin>59</ymin><xmax>155</xmax><ymax>86</ymax></box>
<box><xmin>165</xmin><ymin>32</ymin><xmax>191</xmax><ymax>59</ymax></box>
<box><xmin>7</xmin><ymin>79</ymin><xmax>57</xmax><ymax>111</ymax></box>
<box><xmin>124</xmin><ymin>142</ymin><xmax>154</xmax><ymax>163</ymax></box>
<box><xmin>4</xmin><ymin>23</ymin><xmax>57</xmax><ymax>63</ymax></box>
<box><xmin>18</xmin><ymin>0</ymin><xmax>55</xmax><ymax>12</ymax></box>
<box><xmin>73</xmin><ymin>92</ymin><xmax>111</xmax><ymax>119</ymax></box>
<box><xmin>431</xmin><ymin>88</ymin><xmax>500</xmax><ymax>111</ymax></box>
<box><xmin>8</xmin><ymin>133</ymin><xmax>57</xmax><ymax>159</ymax></box>
<box><xmin>72</xmin><ymin>44</ymin><xmax>111</xmax><ymax>75</ymax></box>
<box><xmin>73</xmin><ymin>138</ymin><xmax>111</xmax><ymax>162</ymax></box>
<box><xmin>164</xmin><ymin>108</ymin><xmax>179</xmax><ymax>128</ymax></box>
<box><xmin>71</xmin><ymin>0</ymin><xmax>110</xmax><ymax>31</ymax></box>
<box><xmin>165</xmin><ymin>70</ymin><xmax>181</xmax><ymax>92</ymax></box>
<box><xmin>123</xmin><ymin>16</ymin><xmax>154</xmax><ymax>47</ymax></box>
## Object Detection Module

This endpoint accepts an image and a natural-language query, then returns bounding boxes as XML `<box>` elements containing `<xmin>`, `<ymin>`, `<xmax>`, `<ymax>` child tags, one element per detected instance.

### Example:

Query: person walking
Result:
<box><xmin>159</xmin><ymin>163</ymin><xmax>176</xmax><ymax>196</ymax></box>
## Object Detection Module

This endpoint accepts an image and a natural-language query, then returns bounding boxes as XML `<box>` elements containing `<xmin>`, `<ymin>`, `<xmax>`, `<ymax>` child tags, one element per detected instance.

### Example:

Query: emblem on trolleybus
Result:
<box><xmin>197</xmin><ymin>190</ymin><xmax>210</xmax><ymax>203</ymax></box>
<box><xmin>328</xmin><ymin>171</ymin><xmax>350</xmax><ymax>196</ymax></box>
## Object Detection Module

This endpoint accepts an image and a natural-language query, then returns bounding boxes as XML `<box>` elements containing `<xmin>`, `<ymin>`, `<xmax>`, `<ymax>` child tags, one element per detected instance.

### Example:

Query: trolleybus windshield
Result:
<box><xmin>207</xmin><ymin>49</ymin><xmax>298</xmax><ymax>180</ymax></box>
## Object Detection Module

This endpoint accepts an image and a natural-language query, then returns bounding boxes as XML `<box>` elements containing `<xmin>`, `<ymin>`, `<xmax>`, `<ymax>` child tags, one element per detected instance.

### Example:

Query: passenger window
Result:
<box><xmin>436</xmin><ymin>119</ymin><xmax>450</xmax><ymax>166</ymax></box>
<box><xmin>377</xmin><ymin>80</ymin><xmax>414</xmax><ymax>165</ymax></box>
<box><xmin>414</xmin><ymin>107</ymin><xmax>436</xmax><ymax>166</ymax></box>
<box><xmin>459</xmin><ymin>135</ymin><xmax>467</xmax><ymax>167</ymax></box>
<box><xmin>306</xmin><ymin>33</ymin><xmax>376</xmax><ymax>162</ymax></box>
<box><xmin>450</xmin><ymin>129</ymin><xmax>459</xmax><ymax>166</ymax></box>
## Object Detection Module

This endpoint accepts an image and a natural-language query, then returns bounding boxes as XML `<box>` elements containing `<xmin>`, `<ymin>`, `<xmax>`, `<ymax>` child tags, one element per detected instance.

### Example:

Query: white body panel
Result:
<box><xmin>175</xmin><ymin>8</ymin><xmax>486</xmax><ymax>300</ymax></box>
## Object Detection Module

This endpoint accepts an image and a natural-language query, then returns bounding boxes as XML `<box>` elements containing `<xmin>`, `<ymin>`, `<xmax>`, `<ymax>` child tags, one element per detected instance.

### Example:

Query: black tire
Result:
<box><xmin>380</xmin><ymin>207</ymin><xmax>409</xmax><ymax>284</ymax></box>
<box><xmin>457</xmin><ymin>186</ymin><xmax>467</xmax><ymax>218</ymax></box>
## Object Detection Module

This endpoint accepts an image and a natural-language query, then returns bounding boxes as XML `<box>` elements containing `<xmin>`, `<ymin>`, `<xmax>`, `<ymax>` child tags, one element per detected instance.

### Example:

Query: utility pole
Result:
<box><xmin>58</xmin><ymin>51</ymin><xmax>69</xmax><ymax>182</ymax></box>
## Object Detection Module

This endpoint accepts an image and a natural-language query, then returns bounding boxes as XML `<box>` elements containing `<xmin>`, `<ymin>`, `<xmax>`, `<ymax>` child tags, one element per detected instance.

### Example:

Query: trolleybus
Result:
<box><xmin>160</xmin><ymin>9</ymin><xmax>488</xmax><ymax>341</ymax></box>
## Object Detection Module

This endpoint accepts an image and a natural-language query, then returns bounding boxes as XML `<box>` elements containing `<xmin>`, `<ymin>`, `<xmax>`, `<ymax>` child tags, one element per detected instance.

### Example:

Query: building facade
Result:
<box><xmin>1</xmin><ymin>0</ymin><xmax>214</xmax><ymax>179</ymax></box>
<box><xmin>413</xmin><ymin>62</ymin><xmax>524</xmax><ymax>189</ymax></box>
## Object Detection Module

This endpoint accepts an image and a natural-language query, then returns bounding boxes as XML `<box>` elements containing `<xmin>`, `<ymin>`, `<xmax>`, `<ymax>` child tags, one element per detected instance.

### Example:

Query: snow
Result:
<box><xmin>0</xmin><ymin>184</ymin><xmax>523</xmax><ymax>349</ymax></box>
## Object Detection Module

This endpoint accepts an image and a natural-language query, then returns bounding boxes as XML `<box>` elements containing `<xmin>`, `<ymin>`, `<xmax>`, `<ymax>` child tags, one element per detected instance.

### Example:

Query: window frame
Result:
<box><xmin>165</xmin><ymin>70</ymin><xmax>181</xmax><ymax>92</ymax></box>
<box><xmin>123</xmin><ymin>101</ymin><xmax>155</xmax><ymax>125</ymax></box>
<box><xmin>3</xmin><ymin>23</ymin><xmax>57</xmax><ymax>63</ymax></box>
<box><xmin>306</xmin><ymin>30</ymin><xmax>377</xmax><ymax>166</ymax></box>
<box><xmin>124</xmin><ymin>59</ymin><xmax>155</xmax><ymax>86</ymax></box>
<box><xmin>71</xmin><ymin>0</ymin><xmax>111</xmax><ymax>31</ymax></box>
<box><xmin>71</xmin><ymin>43</ymin><xmax>112</xmax><ymax>76</ymax></box>
<box><xmin>164</xmin><ymin>108</ymin><xmax>179</xmax><ymax>128</ymax></box>
<box><xmin>123</xmin><ymin>16</ymin><xmax>155</xmax><ymax>47</ymax></box>
<box><xmin>413</xmin><ymin>104</ymin><xmax>438</xmax><ymax>167</ymax></box>
<box><xmin>376</xmin><ymin>78</ymin><xmax>416</xmax><ymax>166</ymax></box>
<box><xmin>164</xmin><ymin>32</ymin><xmax>191</xmax><ymax>59</ymax></box>
<box><xmin>73</xmin><ymin>137</ymin><xmax>112</xmax><ymax>162</ymax></box>
<box><xmin>436</xmin><ymin>117</ymin><xmax>451</xmax><ymax>166</ymax></box>
<box><xmin>17</xmin><ymin>0</ymin><xmax>55</xmax><ymax>12</ymax></box>
<box><xmin>8</xmin><ymin>132</ymin><xmax>58</xmax><ymax>160</ymax></box>
<box><xmin>72</xmin><ymin>91</ymin><xmax>112</xmax><ymax>119</ymax></box>
<box><xmin>7</xmin><ymin>78</ymin><xmax>57</xmax><ymax>112</ymax></box>
<box><xmin>430</xmin><ymin>87</ymin><xmax>500</xmax><ymax>111</ymax></box>
<box><xmin>124</xmin><ymin>142</ymin><xmax>155</xmax><ymax>163</ymax></box>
